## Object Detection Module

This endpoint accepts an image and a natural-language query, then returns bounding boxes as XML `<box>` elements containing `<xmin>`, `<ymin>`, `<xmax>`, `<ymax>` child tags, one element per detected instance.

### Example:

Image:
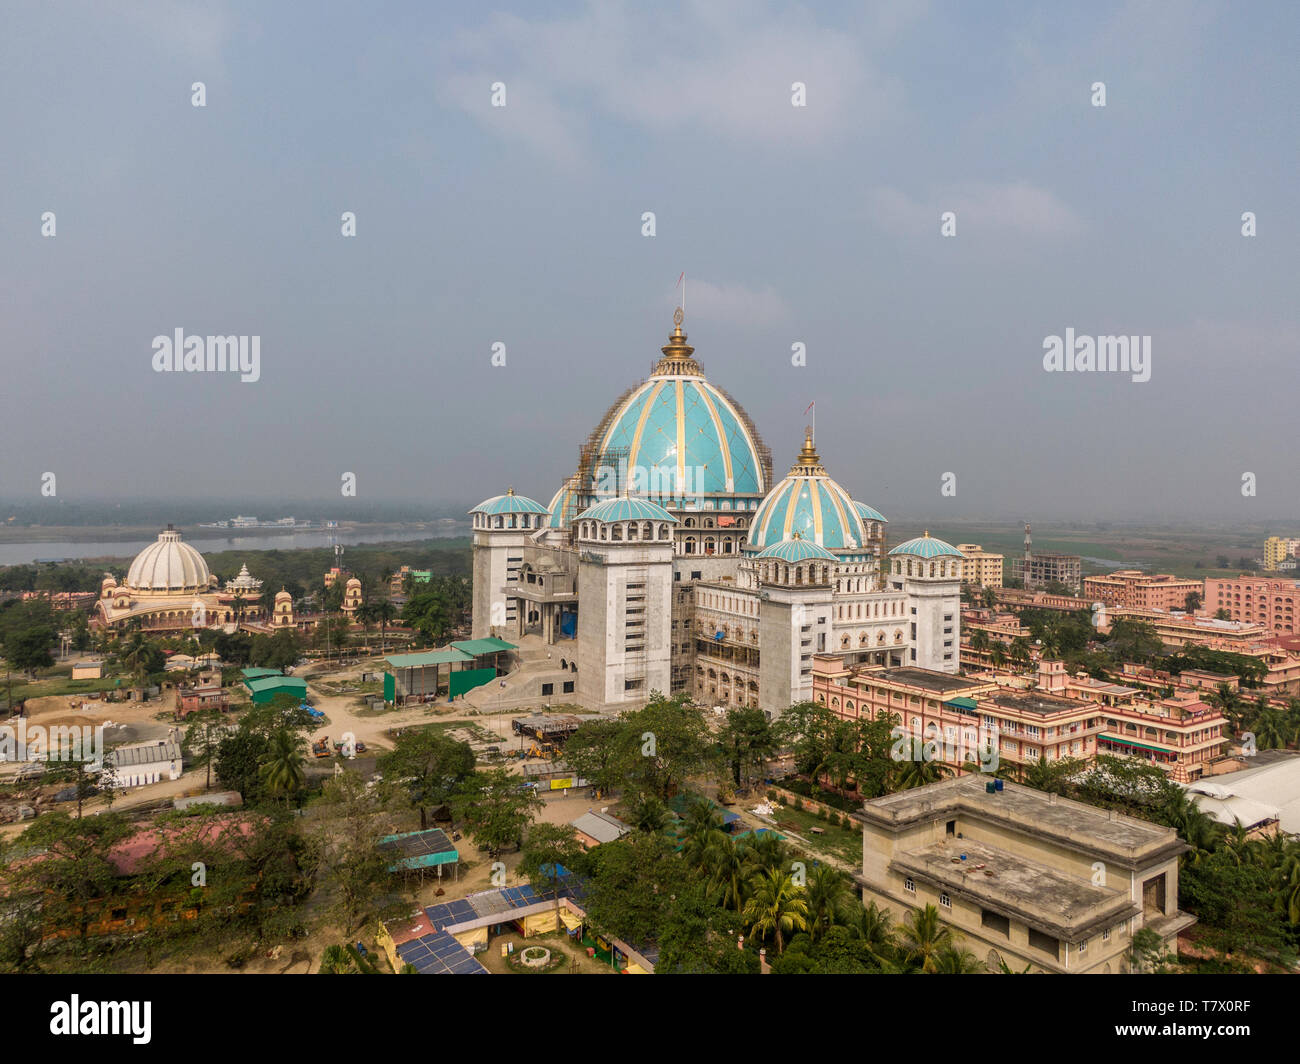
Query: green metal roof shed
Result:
<box><xmin>385</xmin><ymin>649</ymin><xmax>474</xmax><ymax>668</ymax></box>
<box><xmin>240</xmin><ymin>667</ymin><xmax>282</xmax><ymax>680</ymax></box>
<box><xmin>243</xmin><ymin>676</ymin><xmax>308</xmax><ymax>704</ymax></box>
<box><xmin>450</xmin><ymin>637</ymin><xmax>517</xmax><ymax>656</ymax></box>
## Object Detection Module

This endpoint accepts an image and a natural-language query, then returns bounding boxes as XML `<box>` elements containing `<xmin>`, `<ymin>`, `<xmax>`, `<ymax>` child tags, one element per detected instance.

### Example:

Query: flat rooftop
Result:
<box><xmin>987</xmin><ymin>690</ymin><xmax>1092</xmax><ymax>717</ymax></box>
<box><xmin>872</xmin><ymin>667</ymin><xmax>980</xmax><ymax>695</ymax></box>
<box><xmin>891</xmin><ymin>838</ymin><xmax>1137</xmax><ymax>941</ymax></box>
<box><xmin>859</xmin><ymin>775</ymin><xmax>1184</xmax><ymax>865</ymax></box>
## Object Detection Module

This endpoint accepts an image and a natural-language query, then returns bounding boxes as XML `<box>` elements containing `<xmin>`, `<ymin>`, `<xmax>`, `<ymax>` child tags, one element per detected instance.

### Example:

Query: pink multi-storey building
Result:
<box><xmin>1204</xmin><ymin>576</ymin><xmax>1300</xmax><ymax>634</ymax></box>
<box><xmin>1083</xmin><ymin>570</ymin><xmax>1202</xmax><ymax>612</ymax></box>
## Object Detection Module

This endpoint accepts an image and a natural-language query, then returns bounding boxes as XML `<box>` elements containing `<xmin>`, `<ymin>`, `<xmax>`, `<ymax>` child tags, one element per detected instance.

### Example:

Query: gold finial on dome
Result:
<box><xmin>506</xmin><ymin>486</ymin><xmax>515</xmax><ymax>495</ymax></box>
<box><xmin>654</xmin><ymin>308</ymin><xmax>700</xmax><ymax>375</ymax></box>
<box><xmin>923</xmin><ymin>530</ymin><xmax>930</xmax><ymax>537</ymax></box>
<box><xmin>790</xmin><ymin>426</ymin><xmax>825</xmax><ymax>475</ymax></box>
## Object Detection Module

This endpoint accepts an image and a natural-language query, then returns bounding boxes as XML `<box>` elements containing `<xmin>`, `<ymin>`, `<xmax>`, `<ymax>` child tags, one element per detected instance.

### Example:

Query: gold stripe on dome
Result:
<box><xmin>826</xmin><ymin>482</ymin><xmax>856</xmax><ymax>549</ymax></box>
<box><xmin>695</xmin><ymin>384</ymin><xmax>734</xmax><ymax>493</ymax></box>
<box><xmin>624</xmin><ymin>380</ymin><xmax>663</xmax><ymax>488</ymax></box>
<box><xmin>675</xmin><ymin>381</ymin><xmax>686</xmax><ymax>491</ymax></box>
<box><xmin>809</xmin><ymin>477</ymin><xmax>825</xmax><ymax>543</ymax></box>
<box><xmin>781</xmin><ymin>482</ymin><xmax>801</xmax><ymax>540</ymax></box>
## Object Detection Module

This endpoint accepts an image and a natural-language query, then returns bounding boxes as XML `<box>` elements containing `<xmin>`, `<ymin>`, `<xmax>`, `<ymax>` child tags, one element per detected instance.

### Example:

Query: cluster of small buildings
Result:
<box><xmin>812</xmin><ymin>655</ymin><xmax>1230</xmax><ymax>784</ymax></box>
<box><xmin>1263</xmin><ymin>535</ymin><xmax>1300</xmax><ymax>571</ymax></box>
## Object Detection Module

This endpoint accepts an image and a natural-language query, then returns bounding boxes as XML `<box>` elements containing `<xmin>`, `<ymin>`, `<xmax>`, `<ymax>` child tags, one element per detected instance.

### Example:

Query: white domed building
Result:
<box><xmin>470</xmin><ymin>312</ymin><xmax>959</xmax><ymax>714</ymax></box>
<box><xmin>95</xmin><ymin>525</ymin><xmax>265</xmax><ymax>633</ymax></box>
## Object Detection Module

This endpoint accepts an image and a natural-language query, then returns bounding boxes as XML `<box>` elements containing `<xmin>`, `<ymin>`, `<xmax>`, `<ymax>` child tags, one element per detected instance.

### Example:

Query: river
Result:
<box><xmin>0</xmin><ymin>526</ymin><xmax>469</xmax><ymax>567</ymax></box>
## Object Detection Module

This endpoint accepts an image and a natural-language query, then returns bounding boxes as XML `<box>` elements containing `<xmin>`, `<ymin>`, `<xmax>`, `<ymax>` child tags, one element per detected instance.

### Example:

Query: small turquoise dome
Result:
<box><xmin>748</xmin><ymin>431</ymin><xmax>866</xmax><ymax>552</ymax></box>
<box><xmin>888</xmin><ymin>532</ymin><xmax>963</xmax><ymax>559</ymax></box>
<box><xmin>755</xmin><ymin>536</ymin><xmax>838</xmax><ymax>563</ymax></box>
<box><xmin>853</xmin><ymin>500</ymin><xmax>888</xmax><ymax>524</ymax></box>
<box><xmin>469</xmin><ymin>488</ymin><xmax>550</xmax><ymax>516</ymax></box>
<box><xmin>578</xmin><ymin>498</ymin><xmax>677</xmax><ymax>524</ymax></box>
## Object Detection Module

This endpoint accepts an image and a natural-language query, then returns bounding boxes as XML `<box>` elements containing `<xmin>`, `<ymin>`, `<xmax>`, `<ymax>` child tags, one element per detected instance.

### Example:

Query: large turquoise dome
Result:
<box><xmin>589</xmin><ymin>320</ymin><xmax>771</xmax><ymax>502</ymax></box>
<box><xmin>748</xmin><ymin>431</ymin><xmax>867</xmax><ymax>552</ymax></box>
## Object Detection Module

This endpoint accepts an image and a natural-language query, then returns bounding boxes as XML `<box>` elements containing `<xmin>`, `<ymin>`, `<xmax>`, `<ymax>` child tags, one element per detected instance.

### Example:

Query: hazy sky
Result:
<box><xmin>2</xmin><ymin>1</ymin><xmax>1297</xmax><ymax>522</ymax></box>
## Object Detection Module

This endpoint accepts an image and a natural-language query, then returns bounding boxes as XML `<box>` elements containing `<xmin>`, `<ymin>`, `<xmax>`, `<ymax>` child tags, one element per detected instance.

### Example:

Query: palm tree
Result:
<box><xmin>739</xmin><ymin>830</ymin><xmax>788</xmax><ymax>876</ymax></box>
<box><xmin>1285</xmin><ymin>698</ymin><xmax>1300</xmax><ymax>748</ymax></box>
<box><xmin>679</xmin><ymin>797</ymin><xmax>726</xmax><ymax>868</ymax></box>
<box><xmin>258</xmin><ymin>729</ymin><xmax>306</xmax><ymax>804</ymax></box>
<box><xmin>229</xmin><ymin>592</ymin><xmax>247</xmax><ymax>630</ymax></box>
<box><xmin>1209</xmin><ymin>683</ymin><xmax>1243</xmax><ymax>734</ymax></box>
<box><xmin>898</xmin><ymin>904</ymin><xmax>955</xmax><ymax>973</ymax></box>
<box><xmin>1159</xmin><ymin>787</ymin><xmax>1222</xmax><ymax>860</ymax></box>
<box><xmin>932</xmin><ymin>943</ymin><xmax>985</xmax><ymax>973</ymax></box>
<box><xmin>1254</xmin><ymin>707</ymin><xmax>1287</xmax><ymax>750</ymax></box>
<box><xmin>354</xmin><ymin>603</ymin><xmax>375</xmax><ymax>650</ymax></box>
<box><xmin>989</xmin><ymin>644</ymin><xmax>1008</xmax><ymax>668</ymax></box>
<box><xmin>703</xmin><ymin>834</ymin><xmax>748</xmax><ymax>912</ymax></box>
<box><xmin>893</xmin><ymin>737</ymin><xmax>952</xmax><ymax>790</ymax></box>
<box><xmin>1023</xmin><ymin>755</ymin><xmax>1077</xmax><ymax>795</ymax></box>
<box><xmin>1220</xmin><ymin>819</ymin><xmax>1258</xmax><ymax>867</ymax></box>
<box><xmin>319</xmin><ymin>944</ymin><xmax>358</xmax><ymax>974</ymax></box>
<box><xmin>1277</xmin><ymin>844</ymin><xmax>1300</xmax><ymax>928</ymax></box>
<box><xmin>970</xmin><ymin>628</ymin><xmax>990</xmax><ymax>654</ymax></box>
<box><xmin>803</xmin><ymin>864</ymin><xmax>854</xmax><ymax>941</ymax></box>
<box><xmin>742</xmin><ymin>867</ymin><xmax>809</xmax><ymax>954</ymax></box>
<box><xmin>373</xmin><ymin>600</ymin><xmax>398</xmax><ymax>653</ymax></box>
<box><xmin>628</xmin><ymin>793</ymin><xmax>667</xmax><ymax>833</ymax></box>
<box><xmin>846</xmin><ymin>900</ymin><xmax>897</xmax><ymax>962</ymax></box>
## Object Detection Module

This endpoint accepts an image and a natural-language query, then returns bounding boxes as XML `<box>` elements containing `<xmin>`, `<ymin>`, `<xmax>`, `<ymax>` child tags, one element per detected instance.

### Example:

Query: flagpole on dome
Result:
<box><xmin>805</xmin><ymin>400</ymin><xmax>815</xmax><ymax>443</ymax></box>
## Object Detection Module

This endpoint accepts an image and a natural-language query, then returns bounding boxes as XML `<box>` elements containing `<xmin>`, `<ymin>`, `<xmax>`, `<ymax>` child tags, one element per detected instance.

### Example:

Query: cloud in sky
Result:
<box><xmin>866</xmin><ymin>181</ymin><xmax>1086</xmax><ymax>241</ymax></box>
<box><xmin>682</xmin><ymin>278</ymin><xmax>791</xmax><ymax>329</ymax></box>
<box><xmin>434</xmin><ymin>1</ymin><xmax>900</xmax><ymax>168</ymax></box>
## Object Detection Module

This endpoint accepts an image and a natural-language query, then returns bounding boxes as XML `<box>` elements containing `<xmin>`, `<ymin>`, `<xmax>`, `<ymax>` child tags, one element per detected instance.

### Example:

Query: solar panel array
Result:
<box><xmin>423</xmin><ymin>898</ymin><xmax>477</xmax><ymax>930</ymax></box>
<box><xmin>378</xmin><ymin>829</ymin><xmax>456</xmax><ymax>860</ymax></box>
<box><xmin>396</xmin><ymin>931</ymin><xmax>488</xmax><ymax>975</ymax></box>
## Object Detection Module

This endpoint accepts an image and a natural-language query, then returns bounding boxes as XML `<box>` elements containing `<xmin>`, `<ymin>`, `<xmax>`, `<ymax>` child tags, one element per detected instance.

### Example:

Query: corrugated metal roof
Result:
<box><xmin>107</xmin><ymin>739</ymin><xmax>182</xmax><ymax>768</ymax></box>
<box><xmin>450</xmin><ymin>637</ymin><xmax>517</xmax><ymax>656</ymax></box>
<box><xmin>386</xmin><ymin>649</ymin><xmax>473</xmax><ymax>667</ymax></box>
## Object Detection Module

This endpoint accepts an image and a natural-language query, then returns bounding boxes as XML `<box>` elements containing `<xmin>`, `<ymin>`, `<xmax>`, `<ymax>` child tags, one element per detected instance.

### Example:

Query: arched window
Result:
<box><xmin>611</xmin><ymin>523</ymin><xmax>623</xmax><ymax>541</ymax></box>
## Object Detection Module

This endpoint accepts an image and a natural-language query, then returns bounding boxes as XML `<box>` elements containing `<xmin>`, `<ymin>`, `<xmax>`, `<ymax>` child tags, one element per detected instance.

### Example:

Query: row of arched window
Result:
<box><xmin>892</xmin><ymin>558</ymin><xmax>963</xmax><ymax>579</ymax></box>
<box><xmin>474</xmin><ymin>512</ymin><xmax>545</xmax><ymax>530</ymax></box>
<box><xmin>577</xmin><ymin>521</ymin><xmax>673</xmax><ymax>542</ymax></box>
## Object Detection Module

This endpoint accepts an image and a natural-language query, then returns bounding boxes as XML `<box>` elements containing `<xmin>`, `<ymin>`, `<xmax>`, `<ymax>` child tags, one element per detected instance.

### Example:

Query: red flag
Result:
<box><xmin>804</xmin><ymin>401</ymin><xmax>815</xmax><ymax>415</ymax></box>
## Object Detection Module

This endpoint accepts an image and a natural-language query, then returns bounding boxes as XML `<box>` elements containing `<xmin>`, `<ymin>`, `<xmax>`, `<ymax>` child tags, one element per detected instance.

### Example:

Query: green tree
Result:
<box><xmin>718</xmin><ymin>706</ymin><xmax>776</xmax><ymax>789</ymax></box>
<box><xmin>258</xmin><ymin>729</ymin><xmax>306</xmax><ymax>806</ymax></box>
<box><xmin>518</xmin><ymin>822</ymin><xmax>583</xmax><ymax>916</ymax></box>
<box><xmin>313</xmin><ymin>770</ymin><xmax>403</xmax><ymax>932</ymax></box>
<box><xmin>803</xmin><ymin>863</ymin><xmax>854</xmax><ymax>942</ymax></box>
<box><xmin>454</xmin><ymin>768</ymin><xmax>542</xmax><ymax>858</ymax></box>
<box><xmin>1</xmin><ymin>811</ymin><xmax>134</xmax><ymax>946</ymax></box>
<box><xmin>4</xmin><ymin>625</ymin><xmax>55</xmax><ymax>677</ymax></box>
<box><xmin>618</xmin><ymin>693</ymin><xmax>715</xmax><ymax>802</ymax></box>
<box><xmin>897</xmin><ymin>903</ymin><xmax>956</xmax><ymax>973</ymax></box>
<box><xmin>741</xmin><ymin>867</ymin><xmax>809</xmax><ymax>954</ymax></box>
<box><xmin>184</xmin><ymin>707</ymin><xmax>227</xmax><ymax>792</ymax></box>
<box><xmin>377</xmin><ymin>728</ymin><xmax>476</xmax><ymax>830</ymax></box>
